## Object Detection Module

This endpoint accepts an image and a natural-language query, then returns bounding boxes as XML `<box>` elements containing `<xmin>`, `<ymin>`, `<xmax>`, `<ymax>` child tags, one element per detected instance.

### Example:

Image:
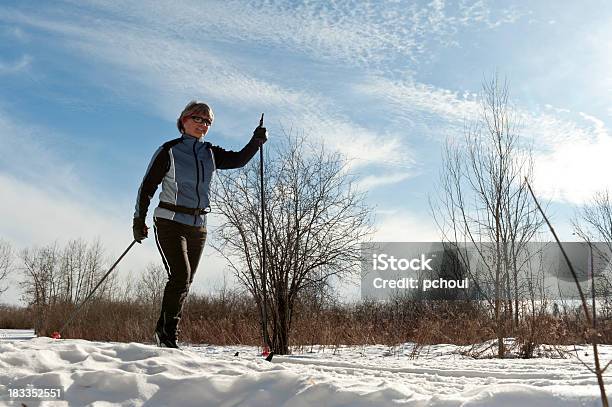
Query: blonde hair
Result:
<box><xmin>177</xmin><ymin>101</ymin><xmax>214</xmax><ymax>133</ymax></box>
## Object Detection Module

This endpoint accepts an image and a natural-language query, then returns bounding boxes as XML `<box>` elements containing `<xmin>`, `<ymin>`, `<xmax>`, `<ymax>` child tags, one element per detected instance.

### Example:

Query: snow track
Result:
<box><xmin>270</xmin><ymin>355</ymin><xmax>578</xmax><ymax>380</ymax></box>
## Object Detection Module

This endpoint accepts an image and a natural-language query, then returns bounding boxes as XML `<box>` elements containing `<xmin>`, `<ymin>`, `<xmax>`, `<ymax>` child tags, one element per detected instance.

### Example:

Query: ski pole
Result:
<box><xmin>52</xmin><ymin>239</ymin><xmax>138</xmax><ymax>338</ymax></box>
<box><xmin>259</xmin><ymin>113</ymin><xmax>271</xmax><ymax>350</ymax></box>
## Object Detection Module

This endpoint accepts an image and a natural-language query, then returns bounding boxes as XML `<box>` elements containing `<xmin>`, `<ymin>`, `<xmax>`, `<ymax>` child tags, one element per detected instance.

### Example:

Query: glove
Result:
<box><xmin>133</xmin><ymin>217</ymin><xmax>149</xmax><ymax>243</ymax></box>
<box><xmin>253</xmin><ymin>126</ymin><xmax>268</xmax><ymax>146</ymax></box>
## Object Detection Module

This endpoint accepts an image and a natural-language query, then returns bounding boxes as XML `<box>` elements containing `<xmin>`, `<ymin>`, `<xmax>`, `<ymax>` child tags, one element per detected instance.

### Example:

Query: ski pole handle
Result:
<box><xmin>259</xmin><ymin>113</ymin><xmax>264</xmax><ymax>127</ymax></box>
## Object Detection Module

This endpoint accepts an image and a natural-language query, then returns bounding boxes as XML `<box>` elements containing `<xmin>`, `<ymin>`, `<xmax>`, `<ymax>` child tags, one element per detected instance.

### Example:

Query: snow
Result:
<box><xmin>0</xmin><ymin>329</ymin><xmax>36</xmax><ymax>341</ymax></box>
<box><xmin>0</xmin><ymin>337</ymin><xmax>609</xmax><ymax>406</ymax></box>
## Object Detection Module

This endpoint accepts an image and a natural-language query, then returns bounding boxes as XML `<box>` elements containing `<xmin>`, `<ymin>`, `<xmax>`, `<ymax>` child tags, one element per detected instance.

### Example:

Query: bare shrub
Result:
<box><xmin>213</xmin><ymin>133</ymin><xmax>373</xmax><ymax>354</ymax></box>
<box><xmin>135</xmin><ymin>263</ymin><xmax>166</xmax><ymax>308</ymax></box>
<box><xmin>0</xmin><ymin>239</ymin><xmax>13</xmax><ymax>297</ymax></box>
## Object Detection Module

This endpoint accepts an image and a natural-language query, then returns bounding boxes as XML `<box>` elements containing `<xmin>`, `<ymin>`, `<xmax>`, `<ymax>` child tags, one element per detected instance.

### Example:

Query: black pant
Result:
<box><xmin>153</xmin><ymin>217</ymin><xmax>207</xmax><ymax>339</ymax></box>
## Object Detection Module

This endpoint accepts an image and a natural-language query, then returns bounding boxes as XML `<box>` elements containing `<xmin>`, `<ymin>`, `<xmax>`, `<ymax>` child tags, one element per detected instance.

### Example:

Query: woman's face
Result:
<box><xmin>182</xmin><ymin>113</ymin><xmax>213</xmax><ymax>139</ymax></box>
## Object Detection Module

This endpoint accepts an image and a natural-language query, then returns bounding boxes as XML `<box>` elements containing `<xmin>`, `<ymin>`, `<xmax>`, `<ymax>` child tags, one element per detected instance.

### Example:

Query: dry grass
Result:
<box><xmin>1</xmin><ymin>294</ymin><xmax>608</xmax><ymax>350</ymax></box>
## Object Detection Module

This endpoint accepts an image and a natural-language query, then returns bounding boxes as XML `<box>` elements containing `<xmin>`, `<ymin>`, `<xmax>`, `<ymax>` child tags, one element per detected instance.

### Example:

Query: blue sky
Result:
<box><xmin>0</xmin><ymin>1</ymin><xmax>611</xmax><ymax>304</ymax></box>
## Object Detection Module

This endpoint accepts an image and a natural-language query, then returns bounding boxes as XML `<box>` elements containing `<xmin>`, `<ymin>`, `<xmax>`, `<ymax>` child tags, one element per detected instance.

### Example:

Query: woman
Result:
<box><xmin>133</xmin><ymin>101</ymin><xmax>267</xmax><ymax>348</ymax></box>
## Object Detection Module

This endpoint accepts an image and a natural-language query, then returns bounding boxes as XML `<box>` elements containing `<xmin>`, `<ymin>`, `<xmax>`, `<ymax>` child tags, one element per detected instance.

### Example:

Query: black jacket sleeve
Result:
<box><xmin>211</xmin><ymin>137</ymin><xmax>260</xmax><ymax>170</ymax></box>
<box><xmin>134</xmin><ymin>146</ymin><xmax>170</xmax><ymax>219</ymax></box>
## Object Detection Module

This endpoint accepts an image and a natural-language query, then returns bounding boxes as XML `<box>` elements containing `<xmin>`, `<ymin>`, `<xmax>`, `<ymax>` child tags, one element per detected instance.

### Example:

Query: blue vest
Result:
<box><xmin>150</xmin><ymin>135</ymin><xmax>216</xmax><ymax>227</ymax></box>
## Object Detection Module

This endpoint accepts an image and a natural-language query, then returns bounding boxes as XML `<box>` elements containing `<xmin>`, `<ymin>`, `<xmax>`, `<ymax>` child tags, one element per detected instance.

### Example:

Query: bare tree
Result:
<box><xmin>573</xmin><ymin>190</ymin><xmax>612</xmax><ymax>341</ymax></box>
<box><xmin>136</xmin><ymin>263</ymin><xmax>167</xmax><ymax>308</ymax></box>
<box><xmin>433</xmin><ymin>74</ymin><xmax>543</xmax><ymax>357</ymax></box>
<box><xmin>19</xmin><ymin>239</ymin><xmax>114</xmax><ymax>332</ymax></box>
<box><xmin>20</xmin><ymin>243</ymin><xmax>62</xmax><ymax>331</ymax></box>
<box><xmin>58</xmin><ymin>238</ymin><xmax>109</xmax><ymax>305</ymax></box>
<box><xmin>0</xmin><ymin>239</ymin><xmax>14</xmax><ymax>296</ymax></box>
<box><xmin>574</xmin><ymin>191</ymin><xmax>612</xmax><ymax>245</ymax></box>
<box><xmin>212</xmin><ymin>133</ymin><xmax>373</xmax><ymax>354</ymax></box>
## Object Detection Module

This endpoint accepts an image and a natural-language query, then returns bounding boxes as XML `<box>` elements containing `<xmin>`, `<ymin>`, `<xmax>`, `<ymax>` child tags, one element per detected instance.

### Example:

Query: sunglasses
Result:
<box><xmin>190</xmin><ymin>116</ymin><xmax>212</xmax><ymax>126</ymax></box>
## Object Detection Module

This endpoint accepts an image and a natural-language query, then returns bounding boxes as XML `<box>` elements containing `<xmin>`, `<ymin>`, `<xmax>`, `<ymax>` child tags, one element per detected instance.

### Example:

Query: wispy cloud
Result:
<box><xmin>58</xmin><ymin>0</ymin><xmax>522</xmax><ymax>68</ymax></box>
<box><xmin>374</xmin><ymin>208</ymin><xmax>442</xmax><ymax>242</ymax></box>
<box><xmin>354</xmin><ymin>74</ymin><xmax>612</xmax><ymax>204</ymax></box>
<box><xmin>0</xmin><ymin>110</ymin><xmax>130</xmax><ymax>249</ymax></box>
<box><xmin>357</xmin><ymin>172</ymin><xmax>413</xmax><ymax>191</ymax></box>
<box><xmin>0</xmin><ymin>4</ymin><xmax>413</xmax><ymax>169</ymax></box>
<box><xmin>1</xmin><ymin>25</ymin><xmax>28</xmax><ymax>41</ymax></box>
<box><xmin>354</xmin><ymin>77</ymin><xmax>480</xmax><ymax>127</ymax></box>
<box><xmin>0</xmin><ymin>1</ymin><xmax>526</xmax><ymax>173</ymax></box>
<box><xmin>531</xmin><ymin>112</ymin><xmax>612</xmax><ymax>204</ymax></box>
<box><xmin>0</xmin><ymin>110</ymin><xmax>82</xmax><ymax>196</ymax></box>
<box><xmin>0</xmin><ymin>55</ymin><xmax>31</xmax><ymax>74</ymax></box>
<box><xmin>38</xmin><ymin>0</ymin><xmax>601</xmax><ymax>204</ymax></box>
